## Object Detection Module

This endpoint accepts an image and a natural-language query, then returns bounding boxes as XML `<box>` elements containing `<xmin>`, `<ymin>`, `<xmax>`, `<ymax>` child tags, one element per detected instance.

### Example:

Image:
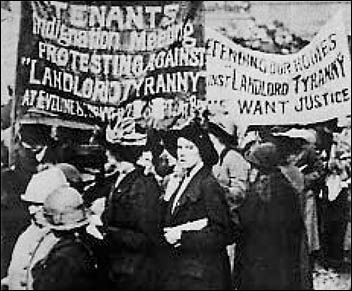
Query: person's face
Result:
<box><xmin>177</xmin><ymin>137</ymin><xmax>202</xmax><ymax>170</ymax></box>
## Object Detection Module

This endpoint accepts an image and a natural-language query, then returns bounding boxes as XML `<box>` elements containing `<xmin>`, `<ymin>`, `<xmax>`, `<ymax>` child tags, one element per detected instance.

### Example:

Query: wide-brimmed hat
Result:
<box><xmin>18</xmin><ymin>124</ymin><xmax>52</xmax><ymax>148</ymax></box>
<box><xmin>158</xmin><ymin>129</ymin><xmax>179</xmax><ymax>159</ymax></box>
<box><xmin>55</xmin><ymin>163</ymin><xmax>82</xmax><ymax>185</ymax></box>
<box><xmin>272</xmin><ymin>129</ymin><xmax>316</xmax><ymax>144</ymax></box>
<box><xmin>21</xmin><ymin>167</ymin><xmax>69</xmax><ymax>203</ymax></box>
<box><xmin>144</xmin><ymin>128</ymin><xmax>164</xmax><ymax>158</ymax></box>
<box><xmin>105</xmin><ymin>143</ymin><xmax>144</xmax><ymax>164</ymax></box>
<box><xmin>70</xmin><ymin>144</ymin><xmax>107</xmax><ymax>170</ymax></box>
<box><xmin>105</xmin><ymin>118</ymin><xmax>147</xmax><ymax>146</ymax></box>
<box><xmin>269</xmin><ymin>135</ymin><xmax>307</xmax><ymax>157</ymax></box>
<box><xmin>207</xmin><ymin>122</ymin><xmax>236</xmax><ymax>147</ymax></box>
<box><xmin>177</xmin><ymin>124</ymin><xmax>219</xmax><ymax>166</ymax></box>
<box><xmin>104</xmin><ymin>118</ymin><xmax>147</xmax><ymax>164</ymax></box>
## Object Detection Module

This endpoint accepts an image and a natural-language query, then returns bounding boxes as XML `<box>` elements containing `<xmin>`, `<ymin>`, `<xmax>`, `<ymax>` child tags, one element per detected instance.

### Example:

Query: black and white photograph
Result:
<box><xmin>1</xmin><ymin>1</ymin><xmax>351</xmax><ymax>290</ymax></box>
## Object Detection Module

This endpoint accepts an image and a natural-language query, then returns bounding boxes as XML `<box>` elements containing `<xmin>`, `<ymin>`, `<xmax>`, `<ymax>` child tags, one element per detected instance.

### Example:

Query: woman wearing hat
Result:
<box><xmin>159</xmin><ymin>123</ymin><xmax>235</xmax><ymax>290</ymax></box>
<box><xmin>31</xmin><ymin>186</ymin><xmax>102</xmax><ymax>290</ymax></box>
<box><xmin>3</xmin><ymin>167</ymin><xmax>68</xmax><ymax>290</ymax></box>
<box><xmin>101</xmin><ymin>127</ymin><xmax>163</xmax><ymax>290</ymax></box>
<box><xmin>207</xmin><ymin>122</ymin><xmax>250</xmax><ymax>277</ymax></box>
<box><xmin>273</xmin><ymin>129</ymin><xmax>326</xmax><ymax>270</ymax></box>
<box><xmin>234</xmin><ymin>142</ymin><xmax>312</xmax><ymax>290</ymax></box>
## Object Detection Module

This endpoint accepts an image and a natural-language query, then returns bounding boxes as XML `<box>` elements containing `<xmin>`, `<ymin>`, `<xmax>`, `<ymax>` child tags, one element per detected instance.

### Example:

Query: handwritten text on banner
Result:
<box><xmin>206</xmin><ymin>11</ymin><xmax>351</xmax><ymax>127</ymax></box>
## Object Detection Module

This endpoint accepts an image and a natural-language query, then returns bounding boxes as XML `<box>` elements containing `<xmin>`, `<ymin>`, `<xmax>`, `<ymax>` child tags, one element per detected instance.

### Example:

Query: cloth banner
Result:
<box><xmin>15</xmin><ymin>1</ymin><xmax>205</xmax><ymax>129</ymax></box>
<box><xmin>206</xmin><ymin>11</ymin><xmax>351</xmax><ymax>128</ymax></box>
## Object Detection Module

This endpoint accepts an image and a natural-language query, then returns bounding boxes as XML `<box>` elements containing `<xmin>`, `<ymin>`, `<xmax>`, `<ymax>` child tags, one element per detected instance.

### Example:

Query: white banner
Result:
<box><xmin>206</xmin><ymin>11</ymin><xmax>351</xmax><ymax>127</ymax></box>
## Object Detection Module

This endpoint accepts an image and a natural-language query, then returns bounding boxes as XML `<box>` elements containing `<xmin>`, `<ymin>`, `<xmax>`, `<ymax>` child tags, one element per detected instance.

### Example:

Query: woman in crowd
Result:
<box><xmin>207</xmin><ymin>121</ymin><xmax>250</xmax><ymax>277</ymax></box>
<box><xmin>208</xmin><ymin>121</ymin><xmax>250</xmax><ymax>223</ymax></box>
<box><xmin>324</xmin><ymin>130</ymin><xmax>351</xmax><ymax>270</ymax></box>
<box><xmin>265</xmin><ymin>128</ymin><xmax>326</xmax><ymax>270</ymax></box>
<box><xmin>289</xmin><ymin>130</ymin><xmax>326</xmax><ymax>269</ymax></box>
<box><xmin>273</xmin><ymin>133</ymin><xmax>315</xmax><ymax>290</ymax></box>
<box><xmin>3</xmin><ymin>167</ymin><xmax>68</xmax><ymax>290</ymax></box>
<box><xmin>159</xmin><ymin>123</ymin><xmax>235</xmax><ymax>290</ymax></box>
<box><xmin>101</xmin><ymin>134</ymin><xmax>163</xmax><ymax>290</ymax></box>
<box><xmin>234</xmin><ymin>142</ymin><xmax>312</xmax><ymax>290</ymax></box>
<box><xmin>31</xmin><ymin>186</ymin><xmax>102</xmax><ymax>290</ymax></box>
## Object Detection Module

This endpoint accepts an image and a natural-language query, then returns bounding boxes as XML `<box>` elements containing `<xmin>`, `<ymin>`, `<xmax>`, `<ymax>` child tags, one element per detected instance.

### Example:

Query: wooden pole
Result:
<box><xmin>7</xmin><ymin>2</ymin><xmax>22</xmax><ymax>168</ymax></box>
<box><xmin>8</xmin><ymin>89</ymin><xmax>17</xmax><ymax>168</ymax></box>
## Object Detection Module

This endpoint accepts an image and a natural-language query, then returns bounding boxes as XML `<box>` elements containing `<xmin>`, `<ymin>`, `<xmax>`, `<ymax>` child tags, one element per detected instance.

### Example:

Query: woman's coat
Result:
<box><xmin>234</xmin><ymin>169</ymin><xmax>312</xmax><ymax>290</ymax></box>
<box><xmin>160</xmin><ymin>167</ymin><xmax>234</xmax><ymax>290</ymax></box>
<box><xmin>102</xmin><ymin>168</ymin><xmax>162</xmax><ymax>290</ymax></box>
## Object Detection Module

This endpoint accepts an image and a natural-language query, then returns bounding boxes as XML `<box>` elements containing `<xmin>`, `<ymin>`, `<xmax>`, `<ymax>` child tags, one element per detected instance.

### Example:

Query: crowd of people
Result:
<box><xmin>1</xmin><ymin>1</ymin><xmax>351</xmax><ymax>289</ymax></box>
<box><xmin>1</xmin><ymin>112</ymin><xmax>350</xmax><ymax>290</ymax></box>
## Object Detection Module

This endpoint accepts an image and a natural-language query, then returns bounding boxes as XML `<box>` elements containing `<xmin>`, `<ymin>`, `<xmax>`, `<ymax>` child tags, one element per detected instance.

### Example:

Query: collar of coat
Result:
<box><xmin>114</xmin><ymin>167</ymin><xmax>144</xmax><ymax>193</ymax></box>
<box><xmin>170</xmin><ymin>166</ymin><xmax>211</xmax><ymax>216</ymax></box>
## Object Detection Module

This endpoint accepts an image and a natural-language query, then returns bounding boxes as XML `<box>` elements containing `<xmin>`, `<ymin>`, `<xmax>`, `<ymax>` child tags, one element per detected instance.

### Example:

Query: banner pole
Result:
<box><xmin>8</xmin><ymin>88</ymin><xmax>17</xmax><ymax>168</ymax></box>
<box><xmin>8</xmin><ymin>2</ymin><xmax>23</xmax><ymax>168</ymax></box>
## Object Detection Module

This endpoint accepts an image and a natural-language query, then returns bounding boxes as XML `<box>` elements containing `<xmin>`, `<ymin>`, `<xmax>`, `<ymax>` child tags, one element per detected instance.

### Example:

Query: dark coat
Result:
<box><xmin>296</xmin><ymin>145</ymin><xmax>326</xmax><ymax>192</ymax></box>
<box><xmin>102</xmin><ymin>168</ymin><xmax>162</xmax><ymax>290</ymax></box>
<box><xmin>31</xmin><ymin>230</ymin><xmax>101</xmax><ymax>290</ymax></box>
<box><xmin>234</xmin><ymin>169</ymin><xmax>312</xmax><ymax>290</ymax></box>
<box><xmin>160</xmin><ymin>167</ymin><xmax>234</xmax><ymax>290</ymax></box>
<box><xmin>1</xmin><ymin>168</ymin><xmax>31</xmax><ymax>279</ymax></box>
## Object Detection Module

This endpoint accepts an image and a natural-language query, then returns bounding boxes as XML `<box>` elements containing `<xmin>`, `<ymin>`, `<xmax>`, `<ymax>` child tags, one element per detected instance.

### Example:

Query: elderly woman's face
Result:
<box><xmin>177</xmin><ymin>137</ymin><xmax>202</xmax><ymax>169</ymax></box>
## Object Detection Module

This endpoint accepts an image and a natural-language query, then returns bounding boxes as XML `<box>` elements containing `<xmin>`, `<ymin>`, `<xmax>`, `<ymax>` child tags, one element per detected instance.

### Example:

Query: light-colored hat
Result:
<box><xmin>106</xmin><ymin>118</ymin><xmax>147</xmax><ymax>146</ymax></box>
<box><xmin>208</xmin><ymin>115</ymin><xmax>236</xmax><ymax>136</ymax></box>
<box><xmin>273</xmin><ymin>129</ymin><xmax>317</xmax><ymax>144</ymax></box>
<box><xmin>238</xmin><ymin>131</ymin><xmax>260</xmax><ymax>150</ymax></box>
<box><xmin>55</xmin><ymin>163</ymin><xmax>82</xmax><ymax>185</ymax></box>
<box><xmin>208</xmin><ymin>121</ymin><xmax>236</xmax><ymax>146</ymax></box>
<box><xmin>21</xmin><ymin>167</ymin><xmax>69</xmax><ymax>203</ymax></box>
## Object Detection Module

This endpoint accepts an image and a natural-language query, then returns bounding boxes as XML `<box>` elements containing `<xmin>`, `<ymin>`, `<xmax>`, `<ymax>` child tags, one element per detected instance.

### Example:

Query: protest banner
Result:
<box><xmin>206</xmin><ymin>11</ymin><xmax>351</xmax><ymax>128</ymax></box>
<box><xmin>14</xmin><ymin>1</ymin><xmax>205</xmax><ymax>130</ymax></box>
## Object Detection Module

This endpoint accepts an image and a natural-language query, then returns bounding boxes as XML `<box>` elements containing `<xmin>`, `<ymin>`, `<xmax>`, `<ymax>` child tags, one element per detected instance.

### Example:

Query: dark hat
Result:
<box><xmin>71</xmin><ymin>145</ymin><xmax>107</xmax><ymax>170</ymax></box>
<box><xmin>177</xmin><ymin>124</ymin><xmax>219</xmax><ymax>166</ymax></box>
<box><xmin>56</xmin><ymin>127</ymin><xmax>93</xmax><ymax>144</ymax></box>
<box><xmin>245</xmin><ymin>142</ymin><xmax>278</xmax><ymax>169</ymax></box>
<box><xmin>207</xmin><ymin>122</ymin><xmax>237</xmax><ymax>147</ymax></box>
<box><xmin>19</xmin><ymin>124</ymin><xmax>52</xmax><ymax>147</ymax></box>
<box><xmin>106</xmin><ymin>143</ymin><xmax>143</xmax><ymax>164</ymax></box>
<box><xmin>271</xmin><ymin>135</ymin><xmax>306</xmax><ymax>156</ymax></box>
<box><xmin>144</xmin><ymin>129</ymin><xmax>164</xmax><ymax>158</ymax></box>
<box><xmin>159</xmin><ymin>129</ymin><xmax>179</xmax><ymax>159</ymax></box>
